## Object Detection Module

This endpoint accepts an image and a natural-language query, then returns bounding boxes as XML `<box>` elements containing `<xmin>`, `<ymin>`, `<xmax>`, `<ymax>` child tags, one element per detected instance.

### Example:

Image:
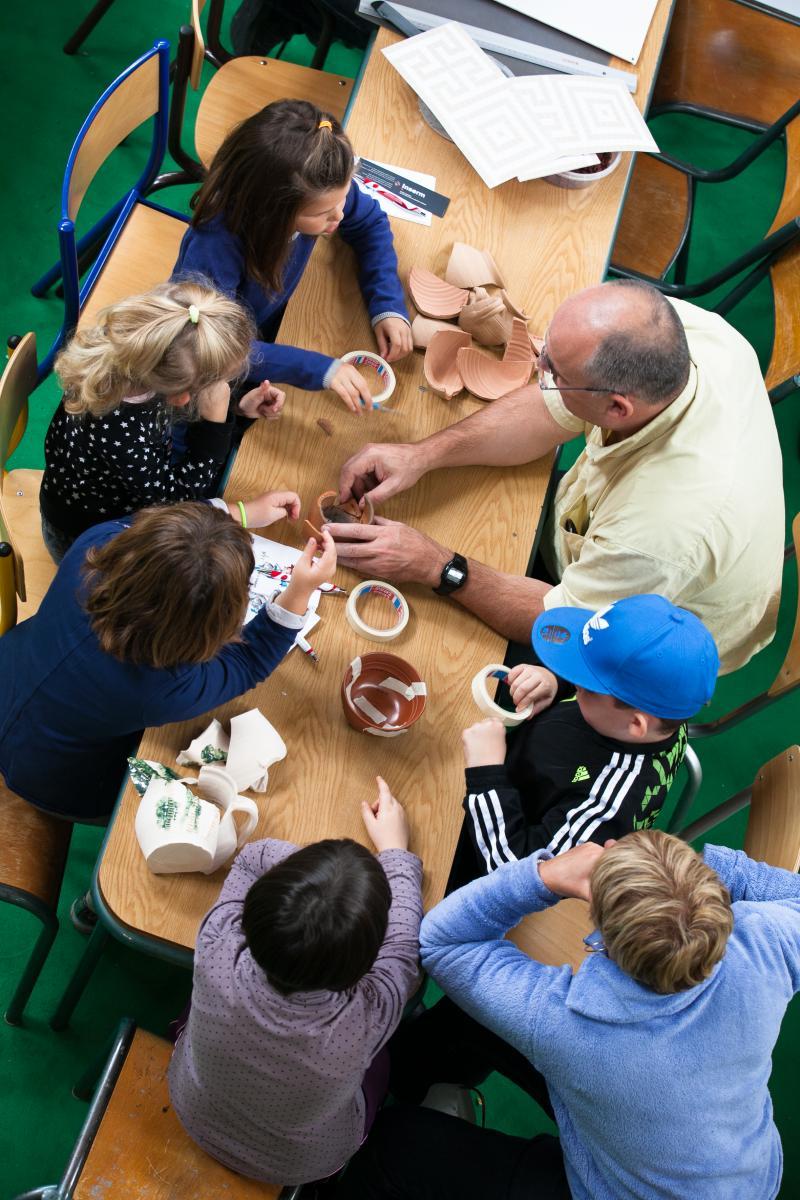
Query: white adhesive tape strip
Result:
<box><xmin>341</xmin><ymin>350</ymin><xmax>396</xmax><ymax>407</ymax></box>
<box><xmin>471</xmin><ymin>664</ymin><xmax>534</xmax><ymax>728</ymax></box>
<box><xmin>346</xmin><ymin>581</ymin><xmax>410</xmax><ymax>641</ymax></box>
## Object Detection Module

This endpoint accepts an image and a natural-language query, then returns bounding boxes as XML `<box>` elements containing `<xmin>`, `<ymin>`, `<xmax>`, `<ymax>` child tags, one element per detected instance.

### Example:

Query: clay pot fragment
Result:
<box><xmin>445</xmin><ymin>242</ymin><xmax>506</xmax><ymax>290</ymax></box>
<box><xmin>411</xmin><ymin>314</ymin><xmax>457</xmax><ymax>349</ymax></box>
<box><xmin>305</xmin><ymin>491</ymin><xmax>374</xmax><ymax>540</ymax></box>
<box><xmin>408</xmin><ymin>267</ymin><xmax>469</xmax><ymax>319</ymax></box>
<box><xmin>457</xmin><ymin>287</ymin><xmax>512</xmax><ymax>347</ymax></box>
<box><xmin>424</xmin><ymin>329</ymin><xmax>471</xmax><ymax>398</ymax></box>
<box><xmin>456</xmin><ymin>318</ymin><xmax>536</xmax><ymax>401</ymax></box>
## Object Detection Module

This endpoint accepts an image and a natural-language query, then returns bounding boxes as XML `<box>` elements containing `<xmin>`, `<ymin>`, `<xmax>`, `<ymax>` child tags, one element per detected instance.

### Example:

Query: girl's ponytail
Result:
<box><xmin>56</xmin><ymin>281</ymin><xmax>255</xmax><ymax>418</ymax></box>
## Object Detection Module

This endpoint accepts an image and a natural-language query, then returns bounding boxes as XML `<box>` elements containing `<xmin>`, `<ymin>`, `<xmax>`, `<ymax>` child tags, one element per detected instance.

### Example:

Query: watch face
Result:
<box><xmin>447</xmin><ymin>565</ymin><xmax>466</xmax><ymax>586</ymax></box>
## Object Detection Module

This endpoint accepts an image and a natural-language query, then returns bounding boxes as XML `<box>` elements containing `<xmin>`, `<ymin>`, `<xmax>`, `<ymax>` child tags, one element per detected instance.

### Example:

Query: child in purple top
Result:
<box><xmin>168</xmin><ymin>778</ymin><xmax>423</xmax><ymax>1186</ymax></box>
<box><xmin>173</xmin><ymin>99</ymin><xmax>412</xmax><ymax>413</ymax></box>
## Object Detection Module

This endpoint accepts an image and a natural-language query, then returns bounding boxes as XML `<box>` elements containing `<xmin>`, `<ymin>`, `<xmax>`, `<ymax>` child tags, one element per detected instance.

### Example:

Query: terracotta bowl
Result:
<box><xmin>341</xmin><ymin>653</ymin><xmax>427</xmax><ymax>734</ymax></box>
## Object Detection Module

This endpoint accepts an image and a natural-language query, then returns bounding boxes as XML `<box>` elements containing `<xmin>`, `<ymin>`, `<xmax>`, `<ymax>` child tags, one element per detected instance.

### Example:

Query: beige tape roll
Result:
<box><xmin>471</xmin><ymin>664</ymin><xmax>534</xmax><ymax>727</ymax></box>
<box><xmin>341</xmin><ymin>350</ymin><xmax>396</xmax><ymax>407</ymax></box>
<box><xmin>346</xmin><ymin>580</ymin><xmax>410</xmax><ymax>641</ymax></box>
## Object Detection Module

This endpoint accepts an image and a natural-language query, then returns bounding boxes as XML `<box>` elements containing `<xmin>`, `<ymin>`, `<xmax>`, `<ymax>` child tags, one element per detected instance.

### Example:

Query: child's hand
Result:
<box><xmin>278</xmin><ymin>531</ymin><xmax>337</xmax><ymax>614</ymax></box>
<box><xmin>374</xmin><ymin>317</ymin><xmax>413</xmax><ymax>363</ymax></box>
<box><xmin>505</xmin><ymin>665</ymin><xmax>558</xmax><ymax>715</ymax></box>
<box><xmin>329</xmin><ymin>363</ymin><xmax>374</xmax><ymax>413</ymax></box>
<box><xmin>361</xmin><ymin>776</ymin><xmax>409</xmax><ymax>852</ymax></box>
<box><xmin>239</xmin><ymin>490</ymin><xmax>301</xmax><ymax>528</ymax></box>
<box><xmin>462</xmin><ymin>719</ymin><xmax>507</xmax><ymax>769</ymax></box>
<box><xmin>237</xmin><ymin>380</ymin><xmax>285</xmax><ymax>421</ymax></box>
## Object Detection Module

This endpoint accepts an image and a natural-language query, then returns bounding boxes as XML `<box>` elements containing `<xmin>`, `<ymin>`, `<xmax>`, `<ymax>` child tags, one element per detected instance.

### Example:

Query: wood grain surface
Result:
<box><xmin>98</xmin><ymin>7</ymin><xmax>672</xmax><ymax>955</ymax></box>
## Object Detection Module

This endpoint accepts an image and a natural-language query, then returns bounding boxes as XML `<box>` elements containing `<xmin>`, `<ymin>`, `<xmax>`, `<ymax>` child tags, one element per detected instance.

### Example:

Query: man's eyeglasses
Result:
<box><xmin>537</xmin><ymin>346</ymin><xmax>615</xmax><ymax>394</ymax></box>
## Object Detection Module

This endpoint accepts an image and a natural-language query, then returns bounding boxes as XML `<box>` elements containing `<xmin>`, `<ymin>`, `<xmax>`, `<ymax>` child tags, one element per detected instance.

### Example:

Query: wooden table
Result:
<box><xmin>96</xmin><ymin>4</ymin><xmax>673</xmax><ymax>958</ymax></box>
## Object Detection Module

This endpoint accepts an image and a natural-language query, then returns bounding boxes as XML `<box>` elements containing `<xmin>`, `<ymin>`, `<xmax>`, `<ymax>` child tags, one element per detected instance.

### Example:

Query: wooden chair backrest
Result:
<box><xmin>190</xmin><ymin>0</ymin><xmax>209</xmax><ymax>91</ymax></box>
<box><xmin>744</xmin><ymin>745</ymin><xmax>800</xmax><ymax>870</ymax></box>
<box><xmin>765</xmin><ymin>122</ymin><xmax>800</xmax><ymax>393</ymax></box>
<box><xmin>67</xmin><ymin>51</ymin><xmax>161</xmax><ymax>221</ymax></box>
<box><xmin>654</xmin><ymin>0</ymin><xmax>800</xmax><ymax>126</ymax></box>
<box><xmin>768</xmin><ymin>513</ymin><xmax>800</xmax><ymax>699</ymax></box>
<box><xmin>0</xmin><ymin>333</ymin><xmax>38</xmax><ymax>627</ymax></box>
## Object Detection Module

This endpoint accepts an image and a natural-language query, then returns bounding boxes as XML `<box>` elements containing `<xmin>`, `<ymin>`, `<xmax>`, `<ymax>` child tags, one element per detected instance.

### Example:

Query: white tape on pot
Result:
<box><xmin>346</xmin><ymin>580</ymin><xmax>409</xmax><ymax>641</ymax></box>
<box><xmin>341</xmin><ymin>350</ymin><xmax>396</xmax><ymax>407</ymax></box>
<box><xmin>471</xmin><ymin>664</ymin><xmax>534</xmax><ymax>727</ymax></box>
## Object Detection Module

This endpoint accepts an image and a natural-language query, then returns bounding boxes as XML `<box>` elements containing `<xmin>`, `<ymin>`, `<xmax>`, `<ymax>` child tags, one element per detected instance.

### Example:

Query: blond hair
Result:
<box><xmin>590</xmin><ymin>830</ymin><xmax>733</xmax><ymax>994</ymax></box>
<box><xmin>55</xmin><ymin>280</ymin><xmax>256</xmax><ymax>418</ymax></box>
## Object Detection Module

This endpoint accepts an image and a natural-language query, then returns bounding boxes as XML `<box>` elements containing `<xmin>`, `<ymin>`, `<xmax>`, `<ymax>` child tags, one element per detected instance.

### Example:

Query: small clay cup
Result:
<box><xmin>341</xmin><ymin>653</ymin><xmax>427</xmax><ymax>734</ymax></box>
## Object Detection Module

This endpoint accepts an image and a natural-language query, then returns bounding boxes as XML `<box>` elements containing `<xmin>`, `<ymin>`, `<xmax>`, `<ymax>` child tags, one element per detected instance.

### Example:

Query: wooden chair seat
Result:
<box><xmin>0</xmin><ymin>777</ymin><xmax>72</xmax><ymax>912</ymax></box>
<box><xmin>79</xmin><ymin>204</ymin><xmax>189</xmax><ymax>329</ymax></box>
<box><xmin>74</xmin><ymin>1027</ymin><xmax>283</xmax><ymax>1199</ymax></box>
<box><xmin>2</xmin><ymin>467</ymin><xmax>55</xmax><ymax>621</ymax></box>
<box><xmin>194</xmin><ymin>56</ymin><xmax>354</xmax><ymax>169</ymax></box>
<box><xmin>611</xmin><ymin>155</ymin><xmax>691</xmax><ymax>280</ymax></box>
<box><xmin>764</xmin><ymin>122</ymin><xmax>800</xmax><ymax>393</ymax></box>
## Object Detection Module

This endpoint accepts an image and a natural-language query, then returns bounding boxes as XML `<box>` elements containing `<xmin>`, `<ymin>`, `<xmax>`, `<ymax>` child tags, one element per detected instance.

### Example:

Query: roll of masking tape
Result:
<box><xmin>471</xmin><ymin>664</ymin><xmax>534</xmax><ymax>727</ymax></box>
<box><xmin>340</xmin><ymin>350</ymin><xmax>396</xmax><ymax>407</ymax></box>
<box><xmin>346</xmin><ymin>580</ymin><xmax>409</xmax><ymax>641</ymax></box>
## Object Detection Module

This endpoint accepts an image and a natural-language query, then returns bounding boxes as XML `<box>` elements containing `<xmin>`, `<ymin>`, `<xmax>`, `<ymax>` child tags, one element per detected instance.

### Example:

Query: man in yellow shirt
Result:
<box><xmin>331</xmin><ymin>280</ymin><xmax>784</xmax><ymax>674</ymax></box>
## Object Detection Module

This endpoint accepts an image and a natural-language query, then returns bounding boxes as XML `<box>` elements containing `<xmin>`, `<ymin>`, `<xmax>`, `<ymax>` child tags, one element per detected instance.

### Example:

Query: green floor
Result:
<box><xmin>2</xmin><ymin>3</ymin><xmax>799</xmax><ymax>1195</ymax></box>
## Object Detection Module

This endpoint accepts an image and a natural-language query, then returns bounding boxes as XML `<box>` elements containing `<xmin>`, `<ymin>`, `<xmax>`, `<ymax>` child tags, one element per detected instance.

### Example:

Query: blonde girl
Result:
<box><xmin>40</xmin><ymin>280</ymin><xmax>285</xmax><ymax>561</ymax></box>
<box><xmin>172</xmin><ymin>98</ymin><xmax>412</xmax><ymax>414</ymax></box>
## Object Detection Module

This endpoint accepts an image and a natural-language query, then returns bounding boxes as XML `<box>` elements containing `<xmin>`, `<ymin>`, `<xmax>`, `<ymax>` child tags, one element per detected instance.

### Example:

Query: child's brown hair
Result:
<box><xmin>83</xmin><ymin>503</ymin><xmax>254</xmax><ymax>668</ymax></box>
<box><xmin>190</xmin><ymin>98</ymin><xmax>354</xmax><ymax>294</ymax></box>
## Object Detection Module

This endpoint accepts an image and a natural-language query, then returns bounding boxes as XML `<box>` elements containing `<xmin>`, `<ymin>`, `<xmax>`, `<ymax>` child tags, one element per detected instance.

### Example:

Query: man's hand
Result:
<box><xmin>325</xmin><ymin>517</ymin><xmax>449</xmax><ymax>585</ymax></box>
<box><xmin>538</xmin><ymin>842</ymin><xmax>611</xmax><ymax>903</ymax></box>
<box><xmin>329</xmin><ymin>362</ymin><xmax>374</xmax><ymax>412</ymax></box>
<box><xmin>505</xmin><ymin>664</ymin><xmax>559</xmax><ymax>715</ymax></box>
<box><xmin>374</xmin><ymin>317</ymin><xmax>413</xmax><ymax>363</ymax></box>
<box><xmin>237</xmin><ymin>380</ymin><xmax>286</xmax><ymax>421</ymax></box>
<box><xmin>238</xmin><ymin>490</ymin><xmax>301</xmax><ymax>528</ymax></box>
<box><xmin>361</xmin><ymin>776</ymin><xmax>410</xmax><ymax>852</ymax></box>
<box><xmin>337</xmin><ymin>442</ymin><xmax>427</xmax><ymax>507</ymax></box>
<box><xmin>462</xmin><ymin>719</ymin><xmax>507</xmax><ymax>768</ymax></box>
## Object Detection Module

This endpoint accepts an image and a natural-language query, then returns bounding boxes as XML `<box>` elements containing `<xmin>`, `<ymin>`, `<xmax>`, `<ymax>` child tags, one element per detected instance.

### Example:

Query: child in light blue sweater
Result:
<box><xmin>337</xmin><ymin>832</ymin><xmax>799</xmax><ymax>1200</ymax></box>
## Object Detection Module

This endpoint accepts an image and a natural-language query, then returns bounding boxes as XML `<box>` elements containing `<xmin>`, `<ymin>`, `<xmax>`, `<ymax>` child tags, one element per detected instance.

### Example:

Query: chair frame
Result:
<box><xmin>30</xmin><ymin>41</ymin><xmax>187</xmax><ymax>381</ymax></box>
<box><xmin>11</xmin><ymin>1017</ymin><xmax>301</xmax><ymax>1200</ymax></box>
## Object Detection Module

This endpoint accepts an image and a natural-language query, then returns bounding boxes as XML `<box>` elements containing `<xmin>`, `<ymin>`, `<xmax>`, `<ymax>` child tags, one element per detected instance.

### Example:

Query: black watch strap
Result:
<box><xmin>434</xmin><ymin>552</ymin><xmax>469</xmax><ymax>596</ymax></box>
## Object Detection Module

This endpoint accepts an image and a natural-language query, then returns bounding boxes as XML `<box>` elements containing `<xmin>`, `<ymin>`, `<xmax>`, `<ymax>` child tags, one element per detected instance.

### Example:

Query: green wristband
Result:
<box><xmin>237</xmin><ymin>501</ymin><xmax>247</xmax><ymax>528</ymax></box>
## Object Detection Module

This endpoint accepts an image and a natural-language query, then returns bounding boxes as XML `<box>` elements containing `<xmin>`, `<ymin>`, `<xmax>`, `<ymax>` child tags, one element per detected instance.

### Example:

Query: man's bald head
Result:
<box><xmin>551</xmin><ymin>280</ymin><xmax>691</xmax><ymax>407</ymax></box>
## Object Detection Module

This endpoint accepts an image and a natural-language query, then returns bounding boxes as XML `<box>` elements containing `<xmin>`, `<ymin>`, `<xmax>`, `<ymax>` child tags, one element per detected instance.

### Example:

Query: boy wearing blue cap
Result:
<box><xmin>460</xmin><ymin>594</ymin><xmax>718</xmax><ymax>874</ymax></box>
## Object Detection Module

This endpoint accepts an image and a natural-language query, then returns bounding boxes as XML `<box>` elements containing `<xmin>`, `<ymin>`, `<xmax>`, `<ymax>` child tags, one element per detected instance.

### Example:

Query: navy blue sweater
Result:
<box><xmin>0</xmin><ymin>521</ymin><xmax>299</xmax><ymax>819</ymax></box>
<box><xmin>172</xmin><ymin>181</ymin><xmax>409</xmax><ymax>391</ymax></box>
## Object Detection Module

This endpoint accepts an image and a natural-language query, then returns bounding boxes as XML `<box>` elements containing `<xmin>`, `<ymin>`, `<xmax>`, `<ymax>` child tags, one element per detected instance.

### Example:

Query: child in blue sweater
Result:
<box><xmin>173</xmin><ymin>99</ymin><xmax>412</xmax><ymax>413</ymax></box>
<box><xmin>0</xmin><ymin>501</ymin><xmax>335</xmax><ymax>821</ymax></box>
<box><xmin>338</xmin><ymin>832</ymin><xmax>799</xmax><ymax>1200</ymax></box>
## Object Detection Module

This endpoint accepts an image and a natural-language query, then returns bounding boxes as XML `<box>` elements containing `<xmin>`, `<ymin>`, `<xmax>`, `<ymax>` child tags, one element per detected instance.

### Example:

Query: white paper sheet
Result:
<box><xmin>490</xmin><ymin>0</ymin><xmax>659</xmax><ymax>65</ymax></box>
<box><xmin>245</xmin><ymin>533</ymin><xmax>321</xmax><ymax>648</ymax></box>
<box><xmin>355</xmin><ymin>160</ymin><xmax>437</xmax><ymax>226</ymax></box>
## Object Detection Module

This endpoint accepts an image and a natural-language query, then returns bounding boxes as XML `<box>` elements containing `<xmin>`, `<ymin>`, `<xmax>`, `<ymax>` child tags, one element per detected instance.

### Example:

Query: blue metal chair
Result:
<box><xmin>31</xmin><ymin>41</ymin><xmax>190</xmax><ymax>383</ymax></box>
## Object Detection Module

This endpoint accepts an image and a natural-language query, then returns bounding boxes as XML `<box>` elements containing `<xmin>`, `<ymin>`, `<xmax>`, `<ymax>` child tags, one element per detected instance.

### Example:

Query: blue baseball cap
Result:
<box><xmin>531</xmin><ymin>594</ymin><xmax>719</xmax><ymax>719</ymax></box>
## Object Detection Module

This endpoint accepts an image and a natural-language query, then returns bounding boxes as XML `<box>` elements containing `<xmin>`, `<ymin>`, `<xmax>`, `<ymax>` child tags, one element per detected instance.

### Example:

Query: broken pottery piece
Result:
<box><xmin>316</xmin><ymin>490</ymin><xmax>374</xmax><ymax>531</ymax></box>
<box><xmin>408</xmin><ymin>267</ymin><xmax>469</xmax><ymax>319</ymax></box>
<box><xmin>504</xmin><ymin>317</ymin><xmax>537</xmax><ymax>363</ymax></box>
<box><xmin>457</xmin><ymin>287</ymin><xmax>512</xmax><ymax>347</ymax></box>
<box><xmin>456</xmin><ymin>349</ymin><xmax>534</xmax><ymax>400</ymax></box>
<box><xmin>501</xmin><ymin>290</ymin><xmax>529</xmax><ymax>321</ymax></box>
<box><xmin>317</xmin><ymin>417</ymin><xmax>333</xmax><ymax>437</ymax></box>
<box><xmin>445</xmin><ymin>242</ymin><xmax>506</xmax><ymax>290</ymax></box>
<box><xmin>411</xmin><ymin>314</ymin><xmax>457</xmax><ymax>350</ymax></box>
<box><xmin>423</xmin><ymin>329</ymin><xmax>472</xmax><ymax>398</ymax></box>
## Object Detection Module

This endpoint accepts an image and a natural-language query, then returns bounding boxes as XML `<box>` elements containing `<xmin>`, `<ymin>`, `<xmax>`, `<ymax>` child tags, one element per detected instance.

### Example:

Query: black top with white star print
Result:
<box><xmin>40</xmin><ymin>398</ymin><xmax>235</xmax><ymax>537</ymax></box>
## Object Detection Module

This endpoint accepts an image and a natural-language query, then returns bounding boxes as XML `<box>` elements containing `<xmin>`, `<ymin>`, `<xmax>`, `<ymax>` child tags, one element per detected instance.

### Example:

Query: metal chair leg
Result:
<box><xmin>666</xmin><ymin>745</ymin><xmax>703</xmax><ymax>834</ymax></box>
<box><xmin>63</xmin><ymin>0</ymin><xmax>118</xmax><ymax>54</ymax></box>
<box><xmin>50</xmin><ymin>923</ymin><xmax>111</xmax><ymax>1031</ymax></box>
<box><xmin>4</xmin><ymin>902</ymin><xmax>59</xmax><ymax>1025</ymax></box>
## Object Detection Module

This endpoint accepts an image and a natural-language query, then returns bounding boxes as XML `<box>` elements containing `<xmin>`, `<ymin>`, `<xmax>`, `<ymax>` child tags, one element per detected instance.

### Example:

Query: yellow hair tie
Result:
<box><xmin>187</xmin><ymin>304</ymin><xmax>200</xmax><ymax>324</ymax></box>
<box><xmin>318</xmin><ymin>119</ymin><xmax>333</xmax><ymax>131</ymax></box>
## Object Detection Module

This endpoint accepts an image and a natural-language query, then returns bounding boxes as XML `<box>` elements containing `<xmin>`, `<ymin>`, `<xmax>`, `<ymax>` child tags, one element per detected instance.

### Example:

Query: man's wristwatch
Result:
<box><xmin>434</xmin><ymin>552</ymin><xmax>469</xmax><ymax>596</ymax></box>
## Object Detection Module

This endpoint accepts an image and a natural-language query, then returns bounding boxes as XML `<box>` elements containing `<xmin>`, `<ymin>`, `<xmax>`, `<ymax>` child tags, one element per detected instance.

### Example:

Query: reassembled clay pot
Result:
<box><xmin>411</xmin><ymin>314</ymin><xmax>456</xmax><ymax>349</ymax></box>
<box><xmin>341</xmin><ymin>653</ymin><xmax>427</xmax><ymax>735</ymax></box>
<box><xmin>424</xmin><ymin>329</ymin><xmax>472</xmax><ymax>398</ymax></box>
<box><xmin>408</xmin><ymin>267</ymin><xmax>469</xmax><ymax>319</ymax></box>
<box><xmin>305</xmin><ymin>491</ymin><xmax>374</xmax><ymax>540</ymax></box>
<box><xmin>456</xmin><ymin>318</ymin><xmax>536</xmax><ymax>401</ymax></box>
<box><xmin>445</xmin><ymin>242</ymin><xmax>506</xmax><ymax>290</ymax></box>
